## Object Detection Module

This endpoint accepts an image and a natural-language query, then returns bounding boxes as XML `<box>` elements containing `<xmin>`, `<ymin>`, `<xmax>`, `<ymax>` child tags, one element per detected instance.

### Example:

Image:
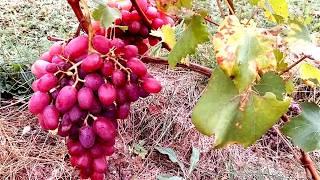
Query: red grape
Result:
<box><xmin>142</xmin><ymin>78</ymin><xmax>162</xmax><ymax>93</ymax></box>
<box><xmin>55</xmin><ymin>86</ymin><xmax>78</xmax><ymax>112</ymax></box>
<box><xmin>127</xmin><ymin>58</ymin><xmax>147</xmax><ymax>77</ymax></box>
<box><xmin>152</xmin><ymin>18</ymin><xmax>164</xmax><ymax>29</ymax></box>
<box><xmin>117</xmin><ymin>103</ymin><xmax>130</xmax><ymax>119</ymax></box>
<box><xmin>68</xmin><ymin>105</ymin><xmax>84</xmax><ymax>123</ymax></box>
<box><xmin>31</xmin><ymin>60</ymin><xmax>50</xmax><ymax>78</ymax></box>
<box><xmin>67</xmin><ymin>139</ymin><xmax>86</xmax><ymax>156</ymax></box>
<box><xmin>100</xmin><ymin>60</ymin><xmax>114</xmax><ymax>77</ymax></box>
<box><xmin>123</xmin><ymin>45</ymin><xmax>138</xmax><ymax>59</ymax></box>
<box><xmin>112</xmin><ymin>70</ymin><xmax>126</xmax><ymax>87</ymax></box>
<box><xmin>40</xmin><ymin>51</ymin><xmax>53</xmax><ymax>62</ymax></box>
<box><xmin>93</xmin><ymin>117</ymin><xmax>116</xmax><ymax>142</ymax></box>
<box><xmin>92</xmin><ymin>35</ymin><xmax>111</xmax><ymax>54</ymax></box>
<box><xmin>91</xmin><ymin>172</ymin><xmax>105</xmax><ymax>180</ymax></box>
<box><xmin>64</xmin><ymin>35</ymin><xmax>88</xmax><ymax>60</ymax></box>
<box><xmin>81</xmin><ymin>53</ymin><xmax>103</xmax><ymax>73</ymax></box>
<box><xmin>78</xmin><ymin>87</ymin><xmax>95</xmax><ymax>110</ymax></box>
<box><xmin>84</xmin><ymin>73</ymin><xmax>104</xmax><ymax>91</ymax></box>
<box><xmin>125</xmin><ymin>83</ymin><xmax>139</xmax><ymax>102</ymax></box>
<box><xmin>79</xmin><ymin>126</ymin><xmax>96</xmax><ymax>149</ymax></box>
<box><xmin>93</xmin><ymin>157</ymin><xmax>107</xmax><ymax>173</ymax></box>
<box><xmin>28</xmin><ymin>91</ymin><xmax>51</xmax><ymax>114</ymax></box>
<box><xmin>37</xmin><ymin>73</ymin><xmax>58</xmax><ymax>92</ymax></box>
<box><xmin>146</xmin><ymin>6</ymin><xmax>158</xmax><ymax>19</ymax></box>
<box><xmin>42</xmin><ymin>105</ymin><xmax>59</xmax><ymax>130</ymax></box>
<box><xmin>98</xmin><ymin>84</ymin><xmax>117</xmax><ymax>106</ymax></box>
<box><xmin>129</xmin><ymin>21</ymin><xmax>141</xmax><ymax>34</ymax></box>
<box><xmin>49</xmin><ymin>42</ymin><xmax>64</xmax><ymax>56</ymax></box>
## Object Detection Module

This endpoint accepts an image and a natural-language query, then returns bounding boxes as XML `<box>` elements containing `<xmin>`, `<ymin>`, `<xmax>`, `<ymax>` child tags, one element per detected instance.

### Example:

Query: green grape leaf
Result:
<box><xmin>188</xmin><ymin>147</ymin><xmax>200</xmax><ymax>175</ymax></box>
<box><xmin>257</xmin><ymin>0</ymin><xmax>289</xmax><ymax>23</ymax></box>
<box><xmin>168</xmin><ymin>15</ymin><xmax>209</xmax><ymax>67</ymax></box>
<box><xmin>213</xmin><ymin>16</ymin><xmax>277</xmax><ymax>92</ymax></box>
<box><xmin>299</xmin><ymin>63</ymin><xmax>320</xmax><ymax>86</ymax></box>
<box><xmin>92</xmin><ymin>5</ymin><xmax>121</xmax><ymax>29</ymax></box>
<box><xmin>282</xmin><ymin>102</ymin><xmax>320</xmax><ymax>152</ymax></box>
<box><xmin>192</xmin><ymin>68</ymin><xmax>290</xmax><ymax>148</ymax></box>
<box><xmin>254</xmin><ymin>72</ymin><xmax>286</xmax><ymax>100</ymax></box>
<box><xmin>285</xmin><ymin>20</ymin><xmax>320</xmax><ymax>60</ymax></box>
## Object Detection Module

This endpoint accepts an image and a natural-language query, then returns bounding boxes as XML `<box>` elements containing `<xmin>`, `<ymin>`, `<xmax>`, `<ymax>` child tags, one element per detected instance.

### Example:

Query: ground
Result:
<box><xmin>1</xmin><ymin>0</ymin><xmax>320</xmax><ymax>179</ymax></box>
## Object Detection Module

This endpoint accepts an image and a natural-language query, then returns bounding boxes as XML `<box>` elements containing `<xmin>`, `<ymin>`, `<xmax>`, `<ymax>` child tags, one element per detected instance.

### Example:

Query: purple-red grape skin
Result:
<box><xmin>98</xmin><ymin>84</ymin><xmax>117</xmax><ymax>106</ymax></box>
<box><xmin>28</xmin><ymin>91</ymin><xmax>51</xmax><ymax>114</ymax></box>
<box><xmin>79</xmin><ymin>126</ymin><xmax>96</xmax><ymax>149</ymax></box>
<box><xmin>42</xmin><ymin>105</ymin><xmax>60</xmax><ymax>130</ymax></box>
<box><xmin>55</xmin><ymin>86</ymin><xmax>78</xmax><ymax>112</ymax></box>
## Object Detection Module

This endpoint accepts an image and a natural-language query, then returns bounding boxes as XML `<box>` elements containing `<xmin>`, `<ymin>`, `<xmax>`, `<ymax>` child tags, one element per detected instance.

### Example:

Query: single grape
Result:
<box><xmin>28</xmin><ymin>91</ymin><xmax>51</xmax><ymax>114</ymax></box>
<box><xmin>51</xmin><ymin>55</ymin><xmax>64</xmax><ymax>64</ymax></box>
<box><xmin>98</xmin><ymin>84</ymin><xmax>117</xmax><ymax>106</ymax></box>
<box><xmin>128</xmin><ymin>21</ymin><xmax>141</xmax><ymax>34</ymax></box>
<box><xmin>146</xmin><ymin>6</ymin><xmax>158</xmax><ymax>19</ymax></box>
<box><xmin>68</xmin><ymin>105</ymin><xmax>84</xmax><ymax>123</ymax></box>
<box><xmin>125</xmin><ymin>83</ymin><xmax>139</xmax><ymax>102</ymax></box>
<box><xmin>100</xmin><ymin>60</ymin><xmax>114</xmax><ymax>77</ymax></box>
<box><xmin>117</xmin><ymin>0</ymin><xmax>132</xmax><ymax>11</ymax></box>
<box><xmin>138</xmin><ymin>87</ymin><xmax>150</xmax><ymax>98</ymax></box>
<box><xmin>76</xmin><ymin>153</ymin><xmax>92</xmax><ymax>168</ymax></box>
<box><xmin>31</xmin><ymin>60</ymin><xmax>50</xmax><ymax>78</ymax></box>
<box><xmin>142</xmin><ymin>78</ymin><xmax>162</xmax><ymax>93</ymax></box>
<box><xmin>93</xmin><ymin>117</ymin><xmax>116</xmax><ymax>142</ymax></box>
<box><xmin>152</xmin><ymin>18</ymin><xmax>164</xmax><ymax>29</ymax></box>
<box><xmin>162</xmin><ymin>15</ymin><xmax>175</xmax><ymax>26</ymax></box>
<box><xmin>42</xmin><ymin>105</ymin><xmax>59</xmax><ymax>130</ymax></box>
<box><xmin>112</xmin><ymin>70</ymin><xmax>126</xmax><ymax>87</ymax></box>
<box><xmin>127</xmin><ymin>58</ymin><xmax>147</xmax><ymax>77</ymax></box>
<box><xmin>123</xmin><ymin>45</ymin><xmax>138</xmax><ymax>59</ymax></box>
<box><xmin>84</xmin><ymin>73</ymin><xmax>105</xmax><ymax>91</ymax></box>
<box><xmin>69</xmin><ymin>125</ymin><xmax>80</xmax><ymax>140</ymax></box>
<box><xmin>121</xmin><ymin>10</ymin><xmax>131</xmax><ymax>23</ymax></box>
<box><xmin>79</xmin><ymin>126</ymin><xmax>96</xmax><ymax>149</ymax></box>
<box><xmin>93</xmin><ymin>157</ymin><xmax>107</xmax><ymax>173</ymax></box>
<box><xmin>111</xmin><ymin>38</ymin><xmax>125</xmax><ymax>49</ymax></box>
<box><xmin>137</xmin><ymin>0</ymin><xmax>148</xmax><ymax>11</ymax></box>
<box><xmin>92</xmin><ymin>35</ymin><xmax>111</xmax><ymax>54</ymax></box>
<box><xmin>89</xmin><ymin>143</ymin><xmax>105</xmax><ymax>158</ymax></box>
<box><xmin>55</xmin><ymin>86</ymin><xmax>78</xmax><ymax>112</ymax></box>
<box><xmin>49</xmin><ymin>42</ymin><xmax>64</xmax><ymax>56</ymax></box>
<box><xmin>64</xmin><ymin>35</ymin><xmax>88</xmax><ymax>60</ymax></box>
<box><xmin>130</xmin><ymin>10</ymin><xmax>141</xmax><ymax>21</ymax></box>
<box><xmin>31</xmin><ymin>79</ymin><xmax>40</xmax><ymax>92</ymax></box>
<box><xmin>117</xmin><ymin>103</ymin><xmax>130</xmax><ymax>119</ymax></box>
<box><xmin>37</xmin><ymin>73</ymin><xmax>58</xmax><ymax>92</ymax></box>
<box><xmin>45</xmin><ymin>63</ymin><xmax>58</xmax><ymax>73</ymax></box>
<box><xmin>67</xmin><ymin>139</ymin><xmax>86</xmax><ymax>156</ymax></box>
<box><xmin>81</xmin><ymin>53</ymin><xmax>103</xmax><ymax>73</ymax></box>
<box><xmin>79</xmin><ymin>167</ymin><xmax>93</xmax><ymax>179</ymax></box>
<box><xmin>102</xmin><ymin>104</ymin><xmax>117</xmax><ymax>120</ymax></box>
<box><xmin>78</xmin><ymin>87</ymin><xmax>95</xmax><ymax>110</ymax></box>
<box><xmin>101</xmin><ymin>143</ymin><xmax>115</xmax><ymax>156</ymax></box>
<box><xmin>40</xmin><ymin>51</ymin><xmax>53</xmax><ymax>62</ymax></box>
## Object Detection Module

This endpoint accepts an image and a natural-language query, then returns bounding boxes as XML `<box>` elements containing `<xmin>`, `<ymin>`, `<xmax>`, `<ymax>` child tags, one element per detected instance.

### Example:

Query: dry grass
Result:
<box><xmin>1</xmin><ymin>66</ymin><xmax>319</xmax><ymax>179</ymax></box>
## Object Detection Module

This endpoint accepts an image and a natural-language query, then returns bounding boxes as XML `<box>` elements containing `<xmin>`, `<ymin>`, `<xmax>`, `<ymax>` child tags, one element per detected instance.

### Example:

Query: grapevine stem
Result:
<box><xmin>141</xmin><ymin>57</ymin><xmax>212</xmax><ymax>77</ymax></box>
<box><xmin>79</xmin><ymin>0</ymin><xmax>94</xmax><ymax>52</ymax></box>
<box><xmin>280</xmin><ymin>55</ymin><xmax>309</xmax><ymax>75</ymax></box>
<box><xmin>224</xmin><ymin>0</ymin><xmax>235</xmax><ymax>15</ymax></box>
<box><xmin>216</xmin><ymin>0</ymin><xmax>225</xmax><ymax>18</ymax></box>
<box><xmin>67</xmin><ymin>0</ymin><xmax>90</xmax><ymax>33</ymax></box>
<box><xmin>47</xmin><ymin>36</ymin><xmax>66</xmax><ymax>42</ymax></box>
<box><xmin>130</xmin><ymin>0</ymin><xmax>152</xmax><ymax>27</ymax></box>
<box><xmin>204</xmin><ymin>17</ymin><xmax>220</xmax><ymax>27</ymax></box>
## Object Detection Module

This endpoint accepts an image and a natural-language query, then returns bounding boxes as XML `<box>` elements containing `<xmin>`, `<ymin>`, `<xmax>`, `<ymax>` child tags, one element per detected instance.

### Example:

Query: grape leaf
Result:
<box><xmin>156</xmin><ymin>0</ymin><xmax>192</xmax><ymax>14</ymax></box>
<box><xmin>285</xmin><ymin>79</ymin><xmax>295</xmax><ymax>95</ymax></box>
<box><xmin>168</xmin><ymin>15</ymin><xmax>209</xmax><ymax>67</ymax></box>
<box><xmin>92</xmin><ymin>5</ymin><xmax>121</xmax><ymax>29</ymax></box>
<box><xmin>299</xmin><ymin>63</ymin><xmax>320</xmax><ymax>86</ymax></box>
<box><xmin>273</xmin><ymin>49</ymin><xmax>288</xmax><ymax>71</ymax></box>
<box><xmin>213</xmin><ymin>16</ymin><xmax>277</xmax><ymax>92</ymax></box>
<box><xmin>256</xmin><ymin>0</ymin><xmax>289</xmax><ymax>23</ymax></box>
<box><xmin>151</xmin><ymin>25</ymin><xmax>176</xmax><ymax>49</ymax></box>
<box><xmin>188</xmin><ymin>147</ymin><xmax>200</xmax><ymax>175</ymax></box>
<box><xmin>155</xmin><ymin>147</ymin><xmax>185</xmax><ymax>172</ymax></box>
<box><xmin>254</xmin><ymin>72</ymin><xmax>286</xmax><ymax>100</ymax></box>
<box><xmin>282</xmin><ymin>102</ymin><xmax>320</xmax><ymax>152</ymax></box>
<box><xmin>285</xmin><ymin>20</ymin><xmax>320</xmax><ymax>60</ymax></box>
<box><xmin>192</xmin><ymin>68</ymin><xmax>290</xmax><ymax>148</ymax></box>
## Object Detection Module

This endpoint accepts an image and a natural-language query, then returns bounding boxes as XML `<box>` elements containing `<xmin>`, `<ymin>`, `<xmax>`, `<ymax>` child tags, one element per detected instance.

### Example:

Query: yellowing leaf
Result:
<box><xmin>161</xmin><ymin>25</ymin><xmax>176</xmax><ymax>49</ymax></box>
<box><xmin>299</xmin><ymin>63</ymin><xmax>320</xmax><ymax>86</ymax></box>
<box><xmin>156</xmin><ymin>0</ymin><xmax>192</xmax><ymax>14</ymax></box>
<box><xmin>257</xmin><ymin>0</ymin><xmax>289</xmax><ymax>23</ymax></box>
<box><xmin>285</xmin><ymin>20</ymin><xmax>320</xmax><ymax>60</ymax></box>
<box><xmin>213</xmin><ymin>16</ymin><xmax>277</xmax><ymax>92</ymax></box>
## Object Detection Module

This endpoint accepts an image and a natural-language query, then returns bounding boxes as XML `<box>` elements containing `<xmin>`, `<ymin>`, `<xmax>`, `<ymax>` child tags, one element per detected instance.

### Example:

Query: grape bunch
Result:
<box><xmin>29</xmin><ymin>34</ymin><xmax>161</xmax><ymax>179</ymax></box>
<box><xmin>92</xmin><ymin>0</ymin><xmax>174</xmax><ymax>54</ymax></box>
